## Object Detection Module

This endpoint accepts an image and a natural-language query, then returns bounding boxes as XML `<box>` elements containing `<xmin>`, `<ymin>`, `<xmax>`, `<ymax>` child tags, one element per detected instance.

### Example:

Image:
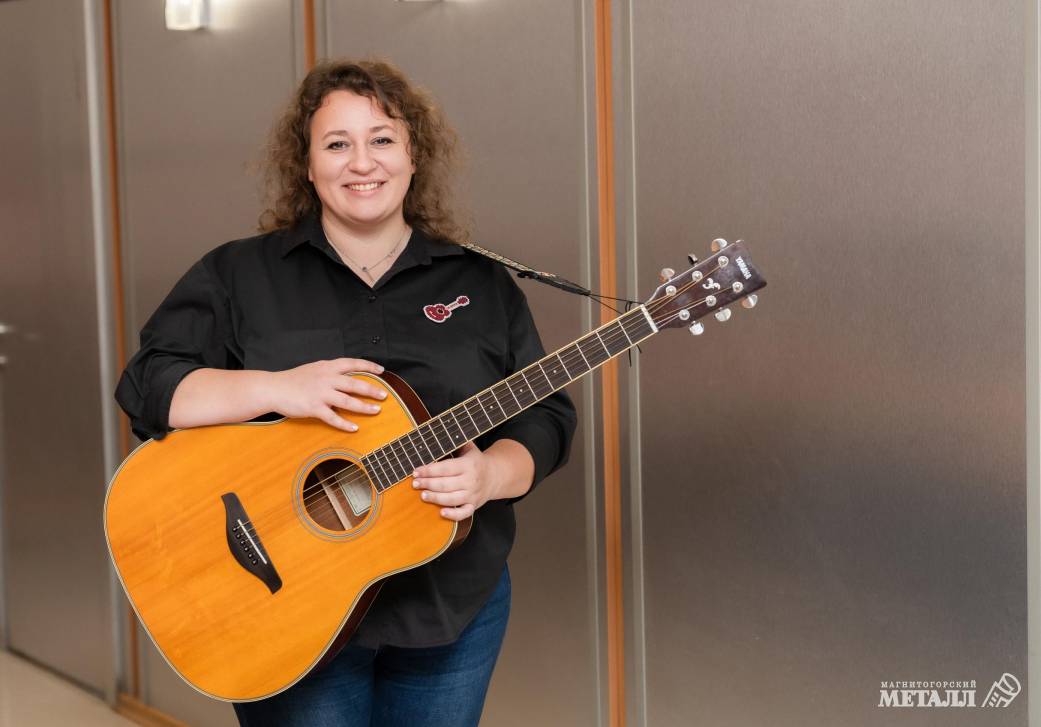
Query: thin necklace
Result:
<box><xmin>332</xmin><ymin>225</ymin><xmax>411</xmax><ymax>284</ymax></box>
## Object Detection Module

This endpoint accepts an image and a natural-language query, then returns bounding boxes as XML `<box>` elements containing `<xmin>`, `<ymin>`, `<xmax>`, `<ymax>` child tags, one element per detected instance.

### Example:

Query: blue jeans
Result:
<box><xmin>233</xmin><ymin>567</ymin><xmax>511</xmax><ymax>727</ymax></box>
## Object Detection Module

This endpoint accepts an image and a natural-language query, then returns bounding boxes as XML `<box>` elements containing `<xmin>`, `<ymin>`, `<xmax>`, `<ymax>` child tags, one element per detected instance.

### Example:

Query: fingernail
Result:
<box><xmin>440</xmin><ymin>509</ymin><xmax>448</xmax><ymax>517</ymax></box>
<box><xmin>370</xmin><ymin>404</ymin><xmax>380</xmax><ymax>412</ymax></box>
<box><xmin>420</xmin><ymin>491</ymin><xmax>427</xmax><ymax>501</ymax></box>
<box><xmin>348</xmin><ymin>423</ymin><xmax>358</xmax><ymax>432</ymax></box>
<box><xmin>379</xmin><ymin>392</ymin><xmax>387</xmax><ymax>400</ymax></box>
<box><xmin>377</xmin><ymin>365</ymin><xmax>385</xmax><ymax>372</ymax></box>
<box><xmin>412</xmin><ymin>480</ymin><xmax>419</xmax><ymax>488</ymax></box>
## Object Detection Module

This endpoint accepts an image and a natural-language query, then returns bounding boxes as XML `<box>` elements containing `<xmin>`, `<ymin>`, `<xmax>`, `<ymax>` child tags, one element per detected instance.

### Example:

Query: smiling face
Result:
<box><xmin>307</xmin><ymin>90</ymin><xmax>415</xmax><ymax>235</ymax></box>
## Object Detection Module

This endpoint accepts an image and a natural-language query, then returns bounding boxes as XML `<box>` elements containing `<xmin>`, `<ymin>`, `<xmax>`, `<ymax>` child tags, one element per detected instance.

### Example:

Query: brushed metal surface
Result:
<box><xmin>630</xmin><ymin>1</ymin><xmax>1026</xmax><ymax>725</ymax></box>
<box><xmin>323</xmin><ymin>4</ymin><xmax>599</xmax><ymax>726</ymax></box>
<box><xmin>0</xmin><ymin>0</ymin><xmax>114</xmax><ymax>695</ymax></box>
<box><xmin>114</xmin><ymin>1</ymin><xmax>297</xmax><ymax>724</ymax></box>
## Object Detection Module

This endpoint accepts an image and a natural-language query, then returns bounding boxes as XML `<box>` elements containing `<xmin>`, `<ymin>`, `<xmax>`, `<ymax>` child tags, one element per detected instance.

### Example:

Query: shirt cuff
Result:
<box><xmin>140</xmin><ymin>360</ymin><xmax>207</xmax><ymax>441</ymax></box>
<box><xmin>478</xmin><ymin>416</ymin><xmax>565</xmax><ymax>504</ymax></box>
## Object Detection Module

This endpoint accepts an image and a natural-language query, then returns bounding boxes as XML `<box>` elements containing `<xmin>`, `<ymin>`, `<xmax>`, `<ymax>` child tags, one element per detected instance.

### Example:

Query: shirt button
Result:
<box><xmin>371</xmin><ymin>335</ymin><xmax>381</xmax><ymax>344</ymax></box>
<box><xmin>368</xmin><ymin>294</ymin><xmax>377</xmax><ymax>302</ymax></box>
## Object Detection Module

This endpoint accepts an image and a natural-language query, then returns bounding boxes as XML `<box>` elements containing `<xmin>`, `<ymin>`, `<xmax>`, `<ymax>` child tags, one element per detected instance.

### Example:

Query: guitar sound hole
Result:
<box><xmin>302</xmin><ymin>458</ymin><xmax>374</xmax><ymax>532</ymax></box>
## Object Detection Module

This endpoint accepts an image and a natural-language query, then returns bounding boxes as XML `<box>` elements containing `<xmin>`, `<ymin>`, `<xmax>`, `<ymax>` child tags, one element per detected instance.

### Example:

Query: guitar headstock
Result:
<box><xmin>644</xmin><ymin>239</ymin><xmax>767</xmax><ymax>334</ymax></box>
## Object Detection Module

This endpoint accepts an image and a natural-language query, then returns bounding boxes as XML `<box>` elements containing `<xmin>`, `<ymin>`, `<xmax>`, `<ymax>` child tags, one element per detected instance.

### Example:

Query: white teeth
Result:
<box><xmin>346</xmin><ymin>182</ymin><xmax>381</xmax><ymax>191</ymax></box>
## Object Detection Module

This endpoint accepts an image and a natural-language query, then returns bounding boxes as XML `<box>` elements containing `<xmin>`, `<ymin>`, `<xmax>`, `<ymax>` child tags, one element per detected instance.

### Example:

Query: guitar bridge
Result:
<box><xmin>221</xmin><ymin>493</ymin><xmax>282</xmax><ymax>594</ymax></box>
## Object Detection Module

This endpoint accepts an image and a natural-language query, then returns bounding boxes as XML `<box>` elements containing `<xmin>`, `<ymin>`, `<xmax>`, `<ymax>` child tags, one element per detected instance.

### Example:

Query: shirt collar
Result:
<box><xmin>279</xmin><ymin>214</ymin><xmax>464</xmax><ymax>267</ymax></box>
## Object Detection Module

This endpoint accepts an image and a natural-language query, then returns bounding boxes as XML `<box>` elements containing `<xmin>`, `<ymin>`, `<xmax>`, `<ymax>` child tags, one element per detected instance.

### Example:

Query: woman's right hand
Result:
<box><xmin>268</xmin><ymin>358</ymin><xmax>388</xmax><ymax>432</ymax></box>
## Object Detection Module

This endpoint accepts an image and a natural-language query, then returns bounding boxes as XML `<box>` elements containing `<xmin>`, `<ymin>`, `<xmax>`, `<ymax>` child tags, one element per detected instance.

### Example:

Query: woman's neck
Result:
<box><xmin>320</xmin><ymin>212</ymin><xmax>410</xmax><ymax>257</ymax></box>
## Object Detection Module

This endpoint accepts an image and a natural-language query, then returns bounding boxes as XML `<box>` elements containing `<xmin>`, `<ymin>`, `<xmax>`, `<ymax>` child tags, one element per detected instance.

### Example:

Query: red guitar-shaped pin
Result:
<box><xmin>423</xmin><ymin>295</ymin><xmax>470</xmax><ymax>323</ymax></box>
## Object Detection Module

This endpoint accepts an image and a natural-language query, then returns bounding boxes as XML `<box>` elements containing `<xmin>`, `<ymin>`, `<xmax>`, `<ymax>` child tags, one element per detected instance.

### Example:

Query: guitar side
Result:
<box><xmin>104</xmin><ymin>372</ymin><xmax>468</xmax><ymax>702</ymax></box>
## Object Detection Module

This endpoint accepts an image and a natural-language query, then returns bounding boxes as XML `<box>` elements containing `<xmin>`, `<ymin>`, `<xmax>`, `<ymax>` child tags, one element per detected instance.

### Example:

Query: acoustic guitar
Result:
<box><xmin>105</xmin><ymin>238</ymin><xmax>766</xmax><ymax>701</ymax></box>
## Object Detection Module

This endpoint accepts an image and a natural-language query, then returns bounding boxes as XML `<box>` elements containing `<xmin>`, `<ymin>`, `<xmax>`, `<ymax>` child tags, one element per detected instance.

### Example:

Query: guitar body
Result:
<box><xmin>104</xmin><ymin>372</ymin><xmax>470</xmax><ymax>702</ymax></box>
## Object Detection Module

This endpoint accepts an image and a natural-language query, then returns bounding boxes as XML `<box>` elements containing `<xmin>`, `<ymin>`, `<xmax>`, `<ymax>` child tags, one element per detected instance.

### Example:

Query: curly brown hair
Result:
<box><xmin>259</xmin><ymin>58</ymin><xmax>469</xmax><ymax>243</ymax></box>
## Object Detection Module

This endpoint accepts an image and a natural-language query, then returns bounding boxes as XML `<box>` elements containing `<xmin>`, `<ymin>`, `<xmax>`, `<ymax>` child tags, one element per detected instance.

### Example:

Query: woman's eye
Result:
<box><xmin>372</xmin><ymin>137</ymin><xmax>394</xmax><ymax>146</ymax></box>
<box><xmin>327</xmin><ymin>140</ymin><xmax>347</xmax><ymax>150</ymax></box>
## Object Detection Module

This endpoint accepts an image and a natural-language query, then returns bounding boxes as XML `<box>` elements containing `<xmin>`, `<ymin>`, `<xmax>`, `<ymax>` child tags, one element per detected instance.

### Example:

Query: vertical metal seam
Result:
<box><xmin>578</xmin><ymin>1</ymin><xmax>605</xmax><ymax>725</ymax></box>
<box><xmin>617</xmin><ymin>1</ymin><xmax>646</xmax><ymax>724</ymax></box>
<box><xmin>1026</xmin><ymin>1</ymin><xmax>1040</xmax><ymax>724</ymax></box>
<box><xmin>99</xmin><ymin>0</ymin><xmax>137</xmax><ymax>701</ymax></box>
<box><xmin>594</xmin><ymin>0</ymin><xmax>624</xmax><ymax>725</ymax></box>
<box><xmin>83</xmin><ymin>0</ymin><xmax>122</xmax><ymax>704</ymax></box>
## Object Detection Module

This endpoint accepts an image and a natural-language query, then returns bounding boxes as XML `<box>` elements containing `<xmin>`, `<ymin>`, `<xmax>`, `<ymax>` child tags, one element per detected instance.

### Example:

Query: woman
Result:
<box><xmin>115</xmin><ymin>59</ymin><xmax>576</xmax><ymax>726</ymax></box>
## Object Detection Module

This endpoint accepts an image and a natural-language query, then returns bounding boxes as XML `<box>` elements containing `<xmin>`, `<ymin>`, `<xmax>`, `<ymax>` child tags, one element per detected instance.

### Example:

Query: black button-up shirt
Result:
<box><xmin>115</xmin><ymin>215</ymin><xmax>577</xmax><ymax>648</ymax></box>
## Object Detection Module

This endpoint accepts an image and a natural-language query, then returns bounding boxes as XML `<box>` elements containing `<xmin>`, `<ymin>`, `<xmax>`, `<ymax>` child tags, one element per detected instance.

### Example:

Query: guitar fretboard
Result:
<box><xmin>361</xmin><ymin>305</ymin><xmax>657</xmax><ymax>490</ymax></box>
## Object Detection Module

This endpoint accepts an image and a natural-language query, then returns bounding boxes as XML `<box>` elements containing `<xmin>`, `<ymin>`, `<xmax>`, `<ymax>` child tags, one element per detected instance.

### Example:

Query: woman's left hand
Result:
<box><xmin>412</xmin><ymin>442</ymin><xmax>499</xmax><ymax>521</ymax></box>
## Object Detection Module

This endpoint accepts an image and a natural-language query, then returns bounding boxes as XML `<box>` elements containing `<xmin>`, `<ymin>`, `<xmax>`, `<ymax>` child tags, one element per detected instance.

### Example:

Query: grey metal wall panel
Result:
<box><xmin>323</xmin><ymin>4</ymin><xmax>600</xmax><ymax>725</ymax></box>
<box><xmin>114</xmin><ymin>1</ymin><xmax>297</xmax><ymax>723</ymax></box>
<box><xmin>0</xmin><ymin>0</ymin><xmax>114</xmax><ymax>695</ymax></box>
<box><xmin>630</xmin><ymin>1</ymin><xmax>1025</xmax><ymax>725</ymax></box>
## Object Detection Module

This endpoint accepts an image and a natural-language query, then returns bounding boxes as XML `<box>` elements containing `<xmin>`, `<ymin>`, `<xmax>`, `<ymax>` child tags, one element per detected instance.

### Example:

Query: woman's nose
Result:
<box><xmin>347</xmin><ymin>145</ymin><xmax>377</xmax><ymax>173</ymax></box>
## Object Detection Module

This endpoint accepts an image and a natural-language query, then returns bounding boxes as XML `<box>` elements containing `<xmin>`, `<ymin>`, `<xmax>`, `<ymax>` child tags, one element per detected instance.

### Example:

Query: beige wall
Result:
<box><xmin>0</xmin><ymin>1</ymin><xmax>1033</xmax><ymax>726</ymax></box>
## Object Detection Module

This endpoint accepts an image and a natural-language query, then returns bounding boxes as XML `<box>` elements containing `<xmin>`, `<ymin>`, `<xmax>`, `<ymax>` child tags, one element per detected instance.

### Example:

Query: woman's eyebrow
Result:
<box><xmin>321</xmin><ymin>125</ymin><xmax>394</xmax><ymax>140</ymax></box>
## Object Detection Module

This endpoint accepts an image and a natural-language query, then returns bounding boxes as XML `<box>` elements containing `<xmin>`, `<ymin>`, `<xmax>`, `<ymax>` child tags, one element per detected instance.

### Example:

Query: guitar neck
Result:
<box><xmin>362</xmin><ymin>305</ymin><xmax>658</xmax><ymax>490</ymax></box>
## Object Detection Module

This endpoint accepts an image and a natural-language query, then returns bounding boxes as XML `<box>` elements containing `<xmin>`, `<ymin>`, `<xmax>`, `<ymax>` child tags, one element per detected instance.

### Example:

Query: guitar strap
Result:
<box><xmin>460</xmin><ymin>241</ymin><xmax>559</xmax><ymax>279</ymax></box>
<box><xmin>460</xmin><ymin>241</ymin><xmax>591</xmax><ymax>297</ymax></box>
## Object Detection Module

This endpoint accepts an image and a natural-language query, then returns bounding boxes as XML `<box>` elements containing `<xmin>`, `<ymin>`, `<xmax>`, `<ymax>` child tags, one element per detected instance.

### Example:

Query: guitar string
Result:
<box><xmin>243</xmin><ymin>264</ymin><xmax>734</xmax><ymax>536</ymax></box>
<box><xmin>291</xmin><ymin>271</ymin><xmax>723</xmax><ymax>524</ymax></box>
<box><xmin>239</xmin><ymin>262</ymin><xmax>738</xmax><ymax>536</ymax></box>
<box><xmin>242</xmin><ymin>262</ymin><xmax>736</xmax><ymax>535</ymax></box>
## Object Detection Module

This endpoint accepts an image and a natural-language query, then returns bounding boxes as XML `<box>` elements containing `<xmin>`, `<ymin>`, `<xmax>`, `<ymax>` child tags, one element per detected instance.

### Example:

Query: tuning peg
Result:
<box><xmin>689</xmin><ymin>321</ymin><xmax>705</xmax><ymax>336</ymax></box>
<box><xmin>714</xmin><ymin>307</ymin><xmax>732</xmax><ymax>322</ymax></box>
<box><xmin>659</xmin><ymin>267</ymin><xmax>675</xmax><ymax>282</ymax></box>
<box><xmin>741</xmin><ymin>294</ymin><xmax>758</xmax><ymax>309</ymax></box>
<box><xmin>687</xmin><ymin>253</ymin><xmax>699</xmax><ymax>265</ymax></box>
<box><xmin>711</xmin><ymin>238</ymin><xmax>728</xmax><ymax>252</ymax></box>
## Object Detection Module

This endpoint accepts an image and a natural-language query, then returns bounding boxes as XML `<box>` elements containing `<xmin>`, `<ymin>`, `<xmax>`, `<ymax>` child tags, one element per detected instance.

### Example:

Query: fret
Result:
<box><xmin>394</xmin><ymin>439</ymin><xmax>418</xmax><ymax>472</ymax></box>
<box><xmin>553</xmin><ymin>352</ymin><xmax>575</xmax><ymax>381</ymax></box>
<box><xmin>362</xmin><ymin>307</ymin><xmax>660</xmax><ymax>496</ymax></box>
<box><xmin>385</xmin><ymin>443</ymin><xmax>407</xmax><ymax>481</ymax></box>
<box><xmin>445</xmin><ymin>410</ymin><xmax>468</xmax><ymax>445</ymax></box>
<box><xmin>457</xmin><ymin>401</ymin><xmax>481</xmax><ymax>435</ymax></box>
<box><xmin>491</xmin><ymin>383</ymin><xmax>519</xmax><ymax>416</ymax></box>
<box><xmin>420</xmin><ymin>422</ymin><xmax>447</xmax><ymax>459</ymax></box>
<box><xmin>478</xmin><ymin>391</ymin><xmax>504</xmax><ymax>427</ymax></box>
<box><xmin>615</xmin><ymin>319</ymin><xmax>634</xmax><ymax>346</ymax></box>
<box><xmin>433</xmin><ymin>416</ymin><xmax>456</xmax><ymax>453</ymax></box>
<box><xmin>509</xmin><ymin>374</ymin><xmax>534</xmax><ymax>407</ymax></box>
<box><xmin>466</xmin><ymin>398</ymin><xmax>493</xmax><ymax>431</ymax></box>
<box><xmin>473</xmin><ymin>394</ymin><xmax>494</xmax><ymax>428</ymax></box>
<box><xmin>362</xmin><ymin>455</ymin><xmax>384</xmax><ymax>491</ymax></box>
<box><xmin>579</xmin><ymin>336</ymin><xmax>607</xmax><ymax>367</ymax></box>
<box><xmin>504</xmin><ymin>379</ymin><xmax>523</xmax><ymax>410</ymax></box>
<box><xmin>530</xmin><ymin>362</ymin><xmax>554</xmax><ymax>395</ymax></box>
<box><xmin>377</xmin><ymin>447</ymin><xmax>402</xmax><ymax>484</ymax></box>
<box><xmin>406</xmin><ymin>430</ymin><xmax>431</xmax><ymax>468</ymax></box>
<box><xmin>573</xmin><ymin>341</ymin><xmax>591</xmax><ymax>369</ymax></box>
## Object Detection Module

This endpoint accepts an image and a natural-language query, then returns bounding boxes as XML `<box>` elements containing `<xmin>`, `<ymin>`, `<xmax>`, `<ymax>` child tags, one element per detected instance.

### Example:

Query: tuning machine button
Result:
<box><xmin>659</xmin><ymin>267</ymin><xmax>675</xmax><ymax>282</ymax></box>
<box><xmin>741</xmin><ymin>294</ymin><xmax>758</xmax><ymax>309</ymax></box>
<box><xmin>711</xmin><ymin>238</ymin><xmax>728</xmax><ymax>252</ymax></box>
<box><xmin>678</xmin><ymin>309</ymin><xmax>690</xmax><ymax>321</ymax></box>
<box><xmin>689</xmin><ymin>321</ymin><xmax>705</xmax><ymax>336</ymax></box>
<box><xmin>714</xmin><ymin>308</ymin><xmax>732</xmax><ymax>322</ymax></box>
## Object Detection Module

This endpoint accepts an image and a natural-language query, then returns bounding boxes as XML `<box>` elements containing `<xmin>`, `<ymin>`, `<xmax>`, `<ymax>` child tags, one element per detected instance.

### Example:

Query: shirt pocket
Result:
<box><xmin>242</xmin><ymin>328</ymin><xmax>344</xmax><ymax>371</ymax></box>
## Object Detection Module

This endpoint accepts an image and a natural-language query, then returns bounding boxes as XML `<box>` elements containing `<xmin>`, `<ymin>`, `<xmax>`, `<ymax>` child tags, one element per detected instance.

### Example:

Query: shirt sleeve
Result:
<box><xmin>476</xmin><ymin>271</ymin><xmax>578</xmax><ymax>502</ymax></box>
<box><xmin>115</xmin><ymin>255</ymin><xmax>237</xmax><ymax>441</ymax></box>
